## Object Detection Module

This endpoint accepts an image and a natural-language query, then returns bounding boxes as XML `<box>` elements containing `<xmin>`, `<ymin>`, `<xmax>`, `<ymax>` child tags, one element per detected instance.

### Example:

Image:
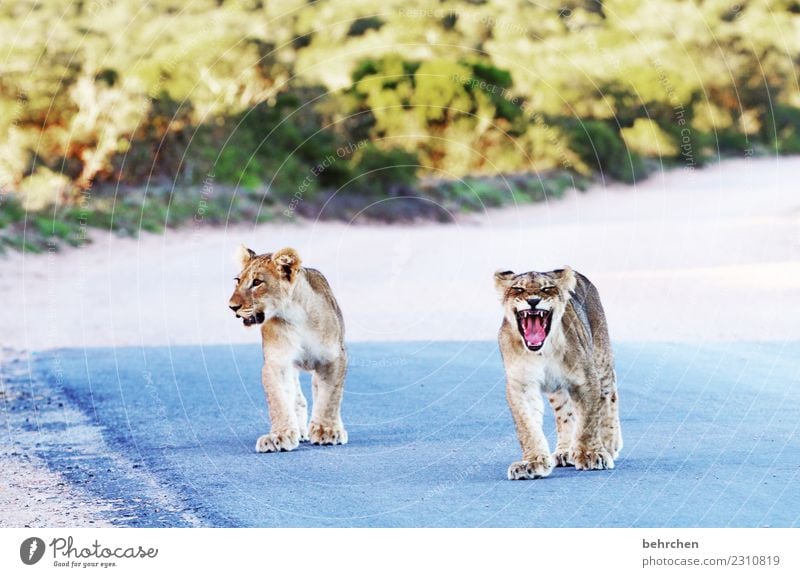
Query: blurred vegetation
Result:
<box><xmin>1</xmin><ymin>0</ymin><xmax>799</xmax><ymax>251</ymax></box>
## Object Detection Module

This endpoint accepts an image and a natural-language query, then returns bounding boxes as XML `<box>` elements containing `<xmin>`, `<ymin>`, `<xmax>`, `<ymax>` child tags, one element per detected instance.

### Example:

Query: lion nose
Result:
<box><xmin>229</xmin><ymin>303</ymin><xmax>242</xmax><ymax>312</ymax></box>
<box><xmin>526</xmin><ymin>298</ymin><xmax>541</xmax><ymax>308</ymax></box>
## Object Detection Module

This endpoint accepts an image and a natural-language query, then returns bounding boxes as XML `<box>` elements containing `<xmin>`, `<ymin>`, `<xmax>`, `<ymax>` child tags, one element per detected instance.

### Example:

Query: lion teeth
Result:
<box><xmin>519</xmin><ymin>309</ymin><xmax>547</xmax><ymax>317</ymax></box>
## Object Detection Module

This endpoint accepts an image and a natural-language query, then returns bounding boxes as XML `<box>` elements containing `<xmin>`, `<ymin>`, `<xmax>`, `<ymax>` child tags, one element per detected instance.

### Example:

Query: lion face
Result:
<box><xmin>494</xmin><ymin>267</ymin><xmax>577</xmax><ymax>351</ymax></box>
<box><xmin>228</xmin><ymin>246</ymin><xmax>301</xmax><ymax>326</ymax></box>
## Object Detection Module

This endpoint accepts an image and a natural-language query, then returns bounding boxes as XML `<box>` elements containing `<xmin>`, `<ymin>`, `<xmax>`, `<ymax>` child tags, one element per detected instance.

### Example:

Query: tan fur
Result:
<box><xmin>494</xmin><ymin>267</ymin><xmax>622</xmax><ymax>480</ymax></box>
<box><xmin>229</xmin><ymin>246</ymin><xmax>348</xmax><ymax>452</ymax></box>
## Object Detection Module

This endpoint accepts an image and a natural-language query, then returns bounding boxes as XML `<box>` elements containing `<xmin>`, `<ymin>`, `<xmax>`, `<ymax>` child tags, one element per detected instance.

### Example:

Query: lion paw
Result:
<box><xmin>507</xmin><ymin>455</ymin><xmax>554</xmax><ymax>480</ymax></box>
<box><xmin>553</xmin><ymin>449</ymin><xmax>574</xmax><ymax>467</ymax></box>
<box><xmin>255</xmin><ymin>429</ymin><xmax>300</xmax><ymax>453</ymax></box>
<box><xmin>309</xmin><ymin>422</ymin><xmax>348</xmax><ymax>445</ymax></box>
<box><xmin>572</xmin><ymin>446</ymin><xmax>614</xmax><ymax>470</ymax></box>
<box><xmin>607</xmin><ymin>435</ymin><xmax>623</xmax><ymax>460</ymax></box>
<box><xmin>607</xmin><ymin>444</ymin><xmax>621</xmax><ymax>461</ymax></box>
<box><xmin>298</xmin><ymin>423</ymin><xmax>309</xmax><ymax>443</ymax></box>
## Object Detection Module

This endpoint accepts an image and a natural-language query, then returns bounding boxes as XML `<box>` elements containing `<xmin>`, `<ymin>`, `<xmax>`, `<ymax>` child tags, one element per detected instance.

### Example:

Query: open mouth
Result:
<box><xmin>516</xmin><ymin>308</ymin><xmax>551</xmax><ymax>351</ymax></box>
<box><xmin>241</xmin><ymin>311</ymin><xmax>266</xmax><ymax>326</ymax></box>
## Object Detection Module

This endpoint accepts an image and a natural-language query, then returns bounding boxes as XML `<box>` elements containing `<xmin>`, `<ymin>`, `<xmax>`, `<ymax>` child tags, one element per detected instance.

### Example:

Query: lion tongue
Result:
<box><xmin>523</xmin><ymin>315</ymin><xmax>546</xmax><ymax>345</ymax></box>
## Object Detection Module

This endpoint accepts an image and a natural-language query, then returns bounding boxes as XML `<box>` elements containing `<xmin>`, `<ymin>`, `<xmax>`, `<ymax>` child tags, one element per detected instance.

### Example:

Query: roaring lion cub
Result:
<box><xmin>494</xmin><ymin>267</ymin><xmax>622</xmax><ymax>480</ymax></box>
<box><xmin>228</xmin><ymin>246</ymin><xmax>348</xmax><ymax>452</ymax></box>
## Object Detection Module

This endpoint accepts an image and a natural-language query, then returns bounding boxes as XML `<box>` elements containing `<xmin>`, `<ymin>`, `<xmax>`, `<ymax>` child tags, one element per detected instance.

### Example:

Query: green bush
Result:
<box><xmin>765</xmin><ymin>105</ymin><xmax>800</xmax><ymax>154</ymax></box>
<box><xmin>349</xmin><ymin>145</ymin><xmax>418</xmax><ymax>195</ymax></box>
<box><xmin>567</xmin><ymin>120</ymin><xmax>647</xmax><ymax>183</ymax></box>
<box><xmin>1</xmin><ymin>0</ymin><xmax>799</xmax><ymax>247</ymax></box>
<box><xmin>347</xmin><ymin>17</ymin><xmax>385</xmax><ymax>37</ymax></box>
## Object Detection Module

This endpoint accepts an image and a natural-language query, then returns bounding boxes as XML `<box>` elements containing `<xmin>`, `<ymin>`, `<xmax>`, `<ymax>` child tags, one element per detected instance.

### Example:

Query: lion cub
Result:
<box><xmin>494</xmin><ymin>267</ymin><xmax>622</xmax><ymax>480</ymax></box>
<box><xmin>228</xmin><ymin>246</ymin><xmax>348</xmax><ymax>453</ymax></box>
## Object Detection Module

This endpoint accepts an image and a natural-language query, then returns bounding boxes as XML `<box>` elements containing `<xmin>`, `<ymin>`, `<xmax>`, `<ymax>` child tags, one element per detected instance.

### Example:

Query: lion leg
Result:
<box><xmin>506</xmin><ymin>378</ymin><xmax>554</xmax><ymax>480</ymax></box>
<box><xmin>548</xmin><ymin>388</ymin><xmax>576</xmax><ymax>467</ymax></box>
<box><xmin>294</xmin><ymin>372</ymin><xmax>309</xmax><ymax>442</ymax></box>
<box><xmin>255</xmin><ymin>362</ymin><xmax>301</xmax><ymax>453</ymax></box>
<box><xmin>600</xmin><ymin>370</ymin><xmax>622</xmax><ymax>459</ymax></box>
<box><xmin>568</xmin><ymin>373</ymin><xmax>614</xmax><ymax>471</ymax></box>
<box><xmin>309</xmin><ymin>354</ymin><xmax>348</xmax><ymax>446</ymax></box>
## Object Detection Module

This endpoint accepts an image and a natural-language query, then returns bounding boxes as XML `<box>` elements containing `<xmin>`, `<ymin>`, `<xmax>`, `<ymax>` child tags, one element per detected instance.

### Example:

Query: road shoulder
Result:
<box><xmin>0</xmin><ymin>349</ymin><xmax>202</xmax><ymax>528</ymax></box>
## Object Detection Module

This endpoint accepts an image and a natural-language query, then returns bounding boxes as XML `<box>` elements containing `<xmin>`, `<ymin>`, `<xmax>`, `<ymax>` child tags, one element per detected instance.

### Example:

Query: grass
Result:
<box><xmin>0</xmin><ymin>170</ymin><xmax>591</xmax><ymax>253</ymax></box>
<box><xmin>0</xmin><ymin>185</ymin><xmax>276</xmax><ymax>254</ymax></box>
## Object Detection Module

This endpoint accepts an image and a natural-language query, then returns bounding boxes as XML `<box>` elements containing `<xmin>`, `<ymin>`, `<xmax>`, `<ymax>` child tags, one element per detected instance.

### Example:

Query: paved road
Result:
<box><xmin>13</xmin><ymin>340</ymin><xmax>799</xmax><ymax>527</ymax></box>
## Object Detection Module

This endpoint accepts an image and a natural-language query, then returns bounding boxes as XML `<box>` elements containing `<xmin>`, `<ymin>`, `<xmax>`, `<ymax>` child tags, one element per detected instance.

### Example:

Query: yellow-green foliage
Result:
<box><xmin>622</xmin><ymin>119</ymin><xmax>678</xmax><ymax>158</ymax></box>
<box><xmin>1</xmin><ymin>0</ymin><xmax>798</xmax><ymax>214</ymax></box>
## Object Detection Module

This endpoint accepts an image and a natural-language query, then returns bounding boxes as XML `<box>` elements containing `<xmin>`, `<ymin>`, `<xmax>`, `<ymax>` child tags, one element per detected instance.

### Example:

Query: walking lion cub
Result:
<box><xmin>494</xmin><ymin>266</ymin><xmax>622</xmax><ymax>480</ymax></box>
<box><xmin>228</xmin><ymin>246</ymin><xmax>348</xmax><ymax>453</ymax></box>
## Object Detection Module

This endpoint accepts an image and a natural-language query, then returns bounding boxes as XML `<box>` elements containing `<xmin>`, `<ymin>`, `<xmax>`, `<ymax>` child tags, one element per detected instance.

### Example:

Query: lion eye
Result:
<box><xmin>251</xmin><ymin>279</ymin><xmax>263</xmax><ymax>288</ymax></box>
<box><xmin>541</xmin><ymin>286</ymin><xmax>557</xmax><ymax>294</ymax></box>
<box><xmin>511</xmin><ymin>286</ymin><xmax>525</xmax><ymax>294</ymax></box>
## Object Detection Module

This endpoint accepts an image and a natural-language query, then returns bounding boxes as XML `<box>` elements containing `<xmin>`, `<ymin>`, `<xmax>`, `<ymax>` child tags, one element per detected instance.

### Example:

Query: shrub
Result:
<box><xmin>567</xmin><ymin>120</ymin><xmax>647</xmax><ymax>183</ymax></box>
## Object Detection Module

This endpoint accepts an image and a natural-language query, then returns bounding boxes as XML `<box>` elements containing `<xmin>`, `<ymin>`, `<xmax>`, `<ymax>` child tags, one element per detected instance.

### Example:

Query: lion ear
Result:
<box><xmin>494</xmin><ymin>270</ymin><xmax>515</xmax><ymax>293</ymax></box>
<box><xmin>272</xmin><ymin>247</ymin><xmax>302</xmax><ymax>282</ymax></box>
<box><xmin>553</xmin><ymin>266</ymin><xmax>577</xmax><ymax>293</ymax></box>
<box><xmin>234</xmin><ymin>245</ymin><xmax>256</xmax><ymax>269</ymax></box>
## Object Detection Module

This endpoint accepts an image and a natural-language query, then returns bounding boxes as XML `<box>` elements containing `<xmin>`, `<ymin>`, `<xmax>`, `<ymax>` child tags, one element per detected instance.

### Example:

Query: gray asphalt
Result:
<box><xmin>10</xmin><ymin>340</ymin><xmax>800</xmax><ymax>527</ymax></box>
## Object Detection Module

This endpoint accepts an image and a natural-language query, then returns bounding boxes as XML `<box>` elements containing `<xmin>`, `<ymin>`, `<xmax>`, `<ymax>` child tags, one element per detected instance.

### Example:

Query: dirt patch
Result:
<box><xmin>0</xmin><ymin>350</ymin><xmax>114</xmax><ymax>527</ymax></box>
<box><xmin>0</xmin><ymin>349</ymin><xmax>202</xmax><ymax>528</ymax></box>
<box><xmin>0</xmin><ymin>450</ymin><xmax>114</xmax><ymax>528</ymax></box>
